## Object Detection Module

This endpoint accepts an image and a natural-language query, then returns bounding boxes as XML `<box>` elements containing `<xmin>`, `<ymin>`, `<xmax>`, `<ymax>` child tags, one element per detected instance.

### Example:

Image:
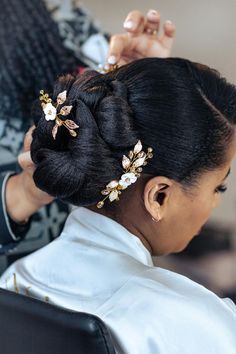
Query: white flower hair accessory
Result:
<box><xmin>97</xmin><ymin>140</ymin><xmax>153</xmax><ymax>208</ymax></box>
<box><xmin>39</xmin><ymin>90</ymin><xmax>79</xmax><ymax>140</ymax></box>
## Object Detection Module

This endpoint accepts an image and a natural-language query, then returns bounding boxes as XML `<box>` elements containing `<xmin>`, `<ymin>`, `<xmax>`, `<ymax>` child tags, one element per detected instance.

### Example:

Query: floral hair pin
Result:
<box><xmin>39</xmin><ymin>90</ymin><xmax>79</xmax><ymax>140</ymax></box>
<box><xmin>97</xmin><ymin>140</ymin><xmax>153</xmax><ymax>208</ymax></box>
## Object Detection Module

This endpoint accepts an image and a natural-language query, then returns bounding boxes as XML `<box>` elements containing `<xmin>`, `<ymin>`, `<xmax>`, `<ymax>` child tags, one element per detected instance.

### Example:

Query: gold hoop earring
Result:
<box><xmin>152</xmin><ymin>217</ymin><xmax>159</xmax><ymax>223</ymax></box>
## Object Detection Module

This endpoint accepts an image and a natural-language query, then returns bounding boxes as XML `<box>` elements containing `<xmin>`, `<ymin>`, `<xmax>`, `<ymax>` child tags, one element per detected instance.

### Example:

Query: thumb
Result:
<box><xmin>18</xmin><ymin>151</ymin><xmax>35</xmax><ymax>172</ymax></box>
<box><xmin>23</xmin><ymin>125</ymin><xmax>35</xmax><ymax>152</ymax></box>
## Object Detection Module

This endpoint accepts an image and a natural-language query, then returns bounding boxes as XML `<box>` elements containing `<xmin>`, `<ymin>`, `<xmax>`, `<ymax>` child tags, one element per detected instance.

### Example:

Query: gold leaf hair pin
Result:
<box><xmin>39</xmin><ymin>90</ymin><xmax>79</xmax><ymax>139</ymax></box>
<box><xmin>97</xmin><ymin>140</ymin><xmax>153</xmax><ymax>208</ymax></box>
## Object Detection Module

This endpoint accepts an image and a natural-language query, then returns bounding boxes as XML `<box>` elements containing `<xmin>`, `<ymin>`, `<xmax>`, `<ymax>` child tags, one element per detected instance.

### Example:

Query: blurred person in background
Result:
<box><xmin>0</xmin><ymin>0</ymin><xmax>175</xmax><ymax>270</ymax></box>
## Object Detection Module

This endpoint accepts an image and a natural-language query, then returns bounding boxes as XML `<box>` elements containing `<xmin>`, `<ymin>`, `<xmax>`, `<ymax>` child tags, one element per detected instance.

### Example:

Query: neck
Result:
<box><xmin>86</xmin><ymin>205</ymin><xmax>153</xmax><ymax>254</ymax></box>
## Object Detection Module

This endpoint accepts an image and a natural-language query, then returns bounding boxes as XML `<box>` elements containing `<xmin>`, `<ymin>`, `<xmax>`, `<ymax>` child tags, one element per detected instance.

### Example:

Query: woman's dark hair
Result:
<box><xmin>0</xmin><ymin>0</ymin><xmax>79</xmax><ymax>121</ymax></box>
<box><xmin>31</xmin><ymin>58</ymin><xmax>236</xmax><ymax>207</ymax></box>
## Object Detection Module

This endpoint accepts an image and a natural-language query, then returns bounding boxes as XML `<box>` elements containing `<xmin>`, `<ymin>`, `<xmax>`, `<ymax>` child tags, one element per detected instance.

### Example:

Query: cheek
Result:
<box><xmin>212</xmin><ymin>192</ymin><xmax>221</xmax><ymax>208</ymax></box>
<box><xmin>166</xmin><ymin>191</ymin><xmax>217</xmax><ymax>253</ymax></box>
<box><xmin>190</xmin><ymin>195</ymin><xmax>214</xmax><ymax>229</ymax></box>
<box><xmin>175</xmin><ymin>194</ymin><xmax>213</xmax><ymax>239</ymax></box>
<box><xmin>173</xmin><ymin>199</ymin><xmax>212</xmax><ymax>252</ymax></box>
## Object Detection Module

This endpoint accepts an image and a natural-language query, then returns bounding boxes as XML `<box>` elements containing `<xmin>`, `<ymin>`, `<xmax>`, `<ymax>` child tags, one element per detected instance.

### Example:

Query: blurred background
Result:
<box><xmin>83</xmin><ymin>0</ymin><xmax>236</xmax><ymax>299</ymax></box>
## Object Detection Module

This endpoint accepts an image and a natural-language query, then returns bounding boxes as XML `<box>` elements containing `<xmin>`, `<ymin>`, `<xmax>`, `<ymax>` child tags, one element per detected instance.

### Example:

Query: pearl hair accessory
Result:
<box><xmin>39</xmin><ymin>90</ymin><xmax>79</xmax><ymax>140</ymax></box>
<box><xmin>98</xmin><ymin>62</ymin><xmax>119</xmax><ymax>74</ymax></box>
<box><xmin>97</xmin><ymin>140</ymin><xmax>153</xmax><ymax>208</ymax></box>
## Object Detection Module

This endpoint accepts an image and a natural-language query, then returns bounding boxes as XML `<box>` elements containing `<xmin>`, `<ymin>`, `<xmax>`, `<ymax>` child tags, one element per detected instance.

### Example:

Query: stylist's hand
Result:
<box><xmin>6</xmin><ymin>126</ymin><xmax>53</xmax><ymax>224</ymax></box>
<box><xmin>106</xmin><ymin>9</ymin><xmax>176</xmax><ymax>66</ymax></box>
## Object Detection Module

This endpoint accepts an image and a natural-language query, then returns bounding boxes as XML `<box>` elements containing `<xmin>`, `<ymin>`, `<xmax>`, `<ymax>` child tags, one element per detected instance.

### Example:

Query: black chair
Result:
<box><xmin>0</xmin><ymin>288</ymin><xmax>116</xmax><ymax>354</ymax></box>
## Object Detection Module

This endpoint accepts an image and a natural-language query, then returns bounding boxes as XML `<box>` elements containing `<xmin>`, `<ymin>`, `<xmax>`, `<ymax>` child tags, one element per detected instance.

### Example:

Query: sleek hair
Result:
<box><xmin>0</xmin><ymin>0</ymin><xmax>79</xmax><ymax>121</ymax></box>
<box><xmin>31</xmin><ymin>58</ymin><xmax>236</xmax><ymax>207</ymax></box>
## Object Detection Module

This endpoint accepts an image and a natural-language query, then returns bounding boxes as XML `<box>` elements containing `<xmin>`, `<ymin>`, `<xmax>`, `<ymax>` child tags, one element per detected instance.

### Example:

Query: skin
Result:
<box><xmin>88</xmin><ymin>135</ymin><xmax>236</xmax><ymax>257</ymax></box>
<box><xmin>107</xmin><ymin>9</ymin><xmax>175</xmax><ymax>66</ymax></box>
<box><xmin>5</xmin><ymin>8</ymin><xmax>176</xmax><ymax>223</ymax></box>
<box><xmin>6</xmin><ymin>126</ymin><xmax>53</xmax><ymax>224</ymax></box>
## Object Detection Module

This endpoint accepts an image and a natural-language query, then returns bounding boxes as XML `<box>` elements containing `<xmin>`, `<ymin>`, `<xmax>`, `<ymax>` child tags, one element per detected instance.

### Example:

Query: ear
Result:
<box><xmin>143</xmin><ymin>176</ymin><xmax>173</xmax><ymax>221</ymax></box>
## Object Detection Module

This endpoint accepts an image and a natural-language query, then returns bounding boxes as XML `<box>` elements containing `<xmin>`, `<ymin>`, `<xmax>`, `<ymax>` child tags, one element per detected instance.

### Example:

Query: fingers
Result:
<box><xmin>23</xmin><ymin>125</ymin><xmax>35</xmax><ymax>152</ymax></box>
<box><xmin>160</xmin><ymin>20</ymin><xmax>176</xmax><ymax>50</ymax></box>
<box><xmin>19</xmin><ymin>126</ymin><xmax>36</xmax><ymax>172</ymax></box>
<box><xmin>144</xmin><ymin>9</ymin><xmax>161</xmax><ymax>34</ymax></box>
<box><xmin>106</xmin><ymin>9</ymin><xmax>176</xmax><ymax>65</ymax></box>
<box><xmin>123</xmin><ymin>10</ymin><xmax>145</xmax><ymax>34</ymax></box>
<box><xmin>106</xmin><ymin>9</ymin><xmax>160</xmax><ymax>65</ymax></box>
<box><xmin>18</xmin><ymin>151</ymin><xmax>35</xmax><ymax>173</ymax></box>
<box><xmin>107</xmin><ymin>33</ymin><xmax>131</xmax><ymax>66</ymax></box>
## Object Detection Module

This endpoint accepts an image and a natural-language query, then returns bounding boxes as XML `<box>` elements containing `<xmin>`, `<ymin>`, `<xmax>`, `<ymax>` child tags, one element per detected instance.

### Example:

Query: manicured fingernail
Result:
<box><xmin>165</xmin><ymin>20</ymin><xmax>173</xmax><ymax>25</ymax></box>
<box><xmin>123</xmin><ymin>20</ymin><xmax>134</xmax><ymax>29</ymax></box>
<box><xmin>148</xmin><ymin>9</ymin><xmax>158</xmax><ymax>16</ymax></box>
<box><xmin>107</xmin><ymin>55</ymin><xmax>117</xmax><ymax>65</ymax></box>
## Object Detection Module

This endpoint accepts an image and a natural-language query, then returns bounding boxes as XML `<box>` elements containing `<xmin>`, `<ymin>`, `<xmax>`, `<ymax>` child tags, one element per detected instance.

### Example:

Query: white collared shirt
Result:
<box><xmin>0</xmin><ymin>207</ymin><xmax>235</xmax><ymax>353</ymax></box>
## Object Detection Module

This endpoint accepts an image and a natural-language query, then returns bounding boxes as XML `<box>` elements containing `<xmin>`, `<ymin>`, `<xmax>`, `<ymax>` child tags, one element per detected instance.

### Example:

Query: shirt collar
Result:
<box><xmin>62</xmin><ymin>207</ymin><xmax>153</xmax><ymax>267</ymax></box>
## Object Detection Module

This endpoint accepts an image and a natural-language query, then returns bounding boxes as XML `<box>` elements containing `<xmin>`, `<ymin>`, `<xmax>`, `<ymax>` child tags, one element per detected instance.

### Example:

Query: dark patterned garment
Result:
<box><xmin>0</xmin><ymin>1</ymin><xmax>109</xmax><ymax>273</ymax></box>
<box><xmin>48</xmin><ymin>0</ymin><xmax>109</xmax><ymax>68</ymax></box>
<box><xmin>0</xmin><ymin>116</ymin><xmax>69</xmax><ymax>253</ymax></box>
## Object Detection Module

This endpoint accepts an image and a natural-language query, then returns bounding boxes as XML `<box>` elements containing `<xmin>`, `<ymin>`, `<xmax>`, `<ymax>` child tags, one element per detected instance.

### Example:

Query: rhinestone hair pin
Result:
<box><xmin>39</xmin><ymin>90</ymin><xmax>79</xmax><ymax>140</ymax></box>
<box><xmin>97</xmin><ymin>140</ymin><xmax>153</xmax><ymax>208</ymax></box>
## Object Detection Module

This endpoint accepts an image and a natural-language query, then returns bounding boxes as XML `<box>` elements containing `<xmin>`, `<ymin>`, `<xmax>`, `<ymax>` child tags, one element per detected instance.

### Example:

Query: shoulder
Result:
<box><xmin>134</xmin><ymin>267</ymin><xmax>236</xmax><ymax>319</ymax></box>
<box><xmin>98</xmin><ymin>266</ymin><xmax>236</xmax><ymax>353</ymax></box>
<box><xmin>0</xmin><ymin>236</ymin><xmax>61</xmax><ymax>289</ymax></box>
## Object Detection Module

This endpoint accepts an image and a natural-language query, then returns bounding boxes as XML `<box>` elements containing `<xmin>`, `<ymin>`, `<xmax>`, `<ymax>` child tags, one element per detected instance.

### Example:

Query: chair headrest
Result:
<box><xmin>0</xmin><ymin>288</ymin><xmax>115</xmax><ymax>354</ymax></box>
